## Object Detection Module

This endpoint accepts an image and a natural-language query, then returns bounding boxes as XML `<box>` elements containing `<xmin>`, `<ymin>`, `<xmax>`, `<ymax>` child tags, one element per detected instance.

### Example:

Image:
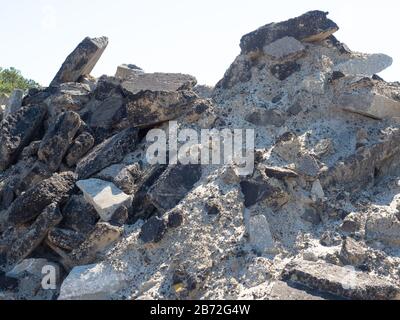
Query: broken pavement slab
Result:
<box><xmin>240</xmin><ymin>10</ymin><xmax>338</xmax><ymax>54</ymax></box>
<box><xmin>333</xmin><ymin>53</ymin><xmax>393</xmax><ymax>77</ymax></box>
<box><xmin>282</xmin><ymin>260</ymin><xmax>400</xmax><ymax>300</ymax></box>
<box><xmin>50</xmin><ymin>36</ymin><xmax>109</xmax><ymax>86</ymax></box>
<box><xmin>76</xmin><ymin>178</ymin><xmax>132</xmax><ymax>222</ymax></box>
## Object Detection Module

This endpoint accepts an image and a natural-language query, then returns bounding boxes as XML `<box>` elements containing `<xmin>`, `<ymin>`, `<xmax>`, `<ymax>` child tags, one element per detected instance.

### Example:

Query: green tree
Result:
<box><xmin>0</xmin><ymin>67</ymin><xmax>40</xmax><ymax>96</ymax></box>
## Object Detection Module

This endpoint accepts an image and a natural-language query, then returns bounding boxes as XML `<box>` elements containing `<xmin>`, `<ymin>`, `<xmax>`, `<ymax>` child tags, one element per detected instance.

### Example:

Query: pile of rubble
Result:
<box><xmin>1</xmin><ymin>10</ymin><xmax>400</xmax><ymax>300</ymax></box>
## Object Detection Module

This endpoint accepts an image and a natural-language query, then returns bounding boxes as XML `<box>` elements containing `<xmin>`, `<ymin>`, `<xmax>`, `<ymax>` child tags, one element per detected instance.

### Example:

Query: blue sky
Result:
<box><xmin>1</xmin><ymin>0</ymin><xmax>399</xmax><ymax>86</ymax></box>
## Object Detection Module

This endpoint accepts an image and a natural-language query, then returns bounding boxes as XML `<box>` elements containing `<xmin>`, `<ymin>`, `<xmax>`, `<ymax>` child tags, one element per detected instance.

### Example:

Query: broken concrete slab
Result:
<box><xmin>127</xmin><ymin>90</ymin><xmax>198</xmax><ymax>128</ymax></box>
<box><xmin>333</xmin><ymin>53</ymin><xmax>393</xmax><ymax>76</ymax></box>
<box><xmin>7</xmin><ymin>172</ymin><xmax>77</xmax><ymax>225</ymax></box>
<box><xmin>148</xmin><ymin>165</ymin><xmax>202</xmax><ymax>212</ymax></box>
<box><xmin>365</xmin><ymin>211</ymin><xmax>400</xmax><ymax>247</ymax></box>
<box><xmin>248</xmin><ymin>215</ymin><xmax>275</xmax><ymax>253</ymax></box>
<box><xmin>282</xmin><ymin>260</ymin><xmax>400</xmax><ymax>300</ymax></box>
<box><xmin>76</xmin><ymin>178</ymin><xmax>132</xmax><ymax>222</ymax></box>
<box><xmin>0</xmin><ymin>105</ymin><xmax>47</xmax><ymax>171</ymax></box>
<box><xmin>115</xmin><ymin>64</ymin><xmax>144</xmax><ymax>80</ymax></box>
<box><xmin>50</xmin><ymin>36</ymin><xmax>109</xmax><ymax>86</ymax></box>
<box><xmin>38</xmin><ymin>111</ymin><xmax>82</xmax><ymax>172</ymax></box>
<box><xmin>64</xmin><ymin>132</ymin><xmax>95</xmax><ymax>167</ymax></box>
<box><xmin>6</xmin><ymin>203</ymin><xmax>63</xmax><ymax>268</ymax></box>
<box><xmin>58</xmin><ymin>263</ymin><xmax>127</xmax><ymax>300</ymax></box>
<box><xmin>263</xmin><ymin>36</ymin><xmax>305</xmax><ymax>60</ymax></box>
<box><xmin>269</xmin><ymin>281</ymin><xmax>325</xmax><ymax>300</ymax></box>
<box><xmin>240</xmin><ymin>10</ymin><xmax>338</xmax><ymax>54</ymax></box>
<box><xmin>75</xmin><ymin>127</ymin><xmax>138</xmax><ymax>179</ymax></box>
<box><xmin>122</xmin><ymin>72</ymin><xmax>197</xmax><ymax>94</ymax></box>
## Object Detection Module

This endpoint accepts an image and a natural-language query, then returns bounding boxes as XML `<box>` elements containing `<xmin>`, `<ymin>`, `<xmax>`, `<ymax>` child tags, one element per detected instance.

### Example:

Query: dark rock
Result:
<box><xmin>328</xmin><ymin>71</ymin><xmax>346</xmax><ymax>83</ymax></box>
<box><xmin>75</xmin><ymin>127</ymin><xmax>138</xmax><ymax>179</ymax></box>
<box><xmin>287</xmin><ymin>102</ymin><xmax>303</xmax><ymax>116</ymax></box>
<box><xmin>0</xmin><ymin>105</ymin><xmax>47</xmax><ymax>171</ymax></box>
<box><xmin>121</xmin><ymin>72</ymin><xmax>197</xmax><ymax>94</ymax></box>
<box><xmin>0</xmin><ymin>272</ymin><xmax>19</xmax><ymax>291</ymax></box>
<box><xmin>47</xmin><ymin>228</ymin><xmax>86</xmax><ymax>251</ymax></box>
<box><xmin>130</xmin><ymin>165</ymin><xmax>168</xmax><ymax>222</ymax></box>
<box><xmin>326</xmin><ymin>35</ymin><xmax>351</xmax><ymax>54</ymax></box>
<box><xmin>265</xmin><ymin>166</ymin><xmax>298</xmax><ymax>180</ymax></box>
<box><xmin>148</xmin><ymin>165</ymin><xmax>202</xmax><ymax>212</ymax></box>
<box><xmin>240</xmin><ymin>180</ymin><xmax>277</xmax><ymax>208</ymax></box>
<box><xmin>246</xmin><ymin>109</ymin><xmax>286</xmax><ymax>127</ymax></box>
<box><xmin>270</xmin><ymin>61</ymin><xmax>301</xmax><ymax>81</ymax></box>
<box><xmin>127</xmin><ymin>90</ymin><xmax>198</xmax><ymax>128</ymax></box>
<box><xmin>205</xmin><ymin>202</ymin><xmax>221</xmax><ymax>216</ymax></box>
<box><xmin>215</xmin><ymin>58</ymin><xmax>252</xmax><ymax>90</ymax></box>
<box><xmin>38</xmin><ymin>111</ymin><xmax>82</xmax><ymax>172</ymax></box>
<box><xmin>240</xmin><ymin>11</ymin><xmax>339</xmax><ymax>54</ymax></box>
<box><xmin>50</xmin><ymin>36</ymin><xmax>109</xmax><ymax>86</ymax></box>
<box><xmin>282</xmin><ymin>260</ymin><xmax>399</xmax><ymax>300</ymax></box>
<box><xmin>7</xmin><ymin>172</ymin><xmax>77</xmax><ymax>225</ymax></box>
<box><xmin>167</xmin><ymin>210</ymin><xmax>184</xmax><ymax>228</ymax></box>
<box><xmin>139</xmin><ymin>216</ymin><xmax>167</xmax><ymax>244</ymax></box>
<box><xmin>372</xmin><ymin>74</ymin><xmax>385</xmax><ymax>82</ymax></box>
<box><xmin>60</xmin><ymin>195</ymin><xmax>98</xmax><ymax>235</ymax></box>
<box><xmin>6</xmin><ymin>203</ymin><xmax>63</xmax><ymax>268</ymax></box>
<box><xmin>15</xmin><ymin>161</ymin><xmax>53</xmax><ymax>194</ymax></box>
<box><xmin>301</xmin><ymin>208</ymin><xmax>321</xmax><ymax>225</ymax></box>
<box><xmin>320</xmin><ymin>231</ymin><xmax>342</xmax><ymax>247</ymax></box>
<box><xmin>64</xmin><ymin>132</ymin><xmax>95</xmax><ymax>167</ymax></box>
<box><xmin>109</xmin><ymin>205</ymin><xmax>128</xmax><ymax>227</ymax></box>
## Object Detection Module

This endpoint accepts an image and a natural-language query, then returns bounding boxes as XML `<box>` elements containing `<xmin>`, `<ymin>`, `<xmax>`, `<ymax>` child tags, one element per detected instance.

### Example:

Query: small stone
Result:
<box><xmin>246</xmin><ymin>109</ymin><xmax>286</xmax><ymax>127</ymax></box>
<box><xmin>109</xmin><ymin>205</ymin><xmax>128</xmax><ymax>227</ymax></box>
<box><xmin>296</xmin><ymin>154</ymin><xmax>320</xmax><ymax>178</ymax></box>
<box><xmin>248</xmin><ymin>215</ymin><xmax>275</xmax><ymax>253</ymax></box>
<box><xmin>311</xmin><ymin>180</ymin><xmax>325</xmax><ymax>200</ymax></box>
<box><xmin>302</xmin><ymin>208</ymin><xmax>321</xmax><ymax>225</ymax></box>
<box><xmin>270</xmin><ymin>61</ymin><xmax>301</xmax><ymax>81</ymax></box>
<box><xmin>265</xmin><ymin>166</ymin><xmax>298</xmax><ymax>180</ymax></box>
<box><xmin>115</xmin><ymin>64</ymin><xmax>144</xmax><ymax>80</ymax></box>
<box><xmin>205</xmin><ymin>202</ymin><xmax>221</xmax><ymax>216</ymax></box>
<box><xmin>263</xmin><ymin>36</ymin><xmax>305</xmax><ymax>59</ymax></box>
<box><xmin>95</xmin><ymin>164</ymin><xmax>136</xmax><ymax>194</ymax></box>
<box><xmin>50</xmin><ymin>36</ymin><xmax>109</xmax><ymax>86</ymax></box>
<box><xmin>76</xmin><ymin>179</ymin><xmax>132</xmax><ymax>222</ymax></box>
<box><xmin>365</xmin><ymin>211</ymin><xmax>400</xmax><ymax>247</ymax></box>
<box><xmin>167</xmin><ymin>210</ymin><xmax>184</xmax><ymax>228</ymax></box>
<box><xmin>328</xmin><ymin>71</ymin><xmax>345</xmax><ymax>83</ymax></box>
<box><xmin>240</xmin><ymin>180</ymin><xmax>276</xmax><ymax>208</ymax></box>
<box><xmin>320</xmin><ymin>231</ymin><xmax>342</xmax><ymax>247</ymax></box>
<box><xmin>340</xmin><ymin>237</ymin><xmax>368</xmax><ymax>266</ymax></box>
<box><xmin>139</xmin><ymin>216</ymin><xmax>167</xmax><ymax>244</ymax></box>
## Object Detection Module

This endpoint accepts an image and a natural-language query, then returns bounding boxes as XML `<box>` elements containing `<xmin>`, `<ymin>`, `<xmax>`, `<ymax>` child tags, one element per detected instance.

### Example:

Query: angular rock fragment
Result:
<box><xmin>340</xmin><ymin>238</ymin><xmax>368</xmax><ymax>266</ymax></box>
<box><xmin>263</xmin><ymin>36</ymin><xmax>305</xmax><ymax>60</ymax></box>
<box><xmin>59</xmin><ymin>263</ymin><xmax>127</xmax><ymax>300</ymax></box>
<box><xmin>246</xmin><ymin>109</ymin><xmax>285</xmax><ymax>127</ymax></box>
<box><xmin>283</xmin><ymin>260</ymin><xmax>400</xmax><ymax>300</ymax></box>
<box><xmin>75</xmin><ymin>127</ymin><xmax>138</xmax><ymax>179</ymax></box>
<box><xmin>7</xmin><ymin>172</ymin><xmax>77</xmax><ymax>225</ymax></box>
<box><xmin>214</xmin><ymin>56</ymin><xmax>252</xmax><ymax>90</ymax></box>
<box><xmin>127</xmin><ymin>90</ymin><xmax>198</xmax><ymax>128</ymax></box>
<box><xmin>240</xmin><ymin>10</ymin><xmax>338</xmax><ymax>54</ymax></box>
<box><xmin>248</xmin><ymin>215</ymin><xmax>275</xmax><ymax>253</ymax></box>
<box><xmin>109</xmin><ymin>205</ymin><xmax>128</xmax><ymax>227</ymax></box>
<box><xmin>139</xmin><ymin>216</ymin><xmax>167</xmax><ymax>244</ymax></box>
<box><xmin>0</xmin><ymin>105</ymin><xmax>47</xmax><ymax>171</ymax></box>
<box><xmin>264</xmin><ymin>166</ymin><xmax>298</xmax><ymax>180</ymax></box>
<box><xmin>4</xmin><ymin>89</ymin><xmax>24</xmax><ymax>117</ymax></box>
<box><xmin>365</xmin><ymin>211</ymin><xmax>400</xmax><ymax>247</ymax></box>
<box><xmin>64</xmin><ymin>132</ymin><xmax>95</xmax><ymax>167</ymax></box>
<box><xmin>38</xmin><ymin>111</ymin><xmax>82</xmax><ymax>171</ymax></box>
<box><xmin>270</xmin><ymin>61</ymin><xmax>301</xmax><ymax>81</ymax></box>
<box><xmin>50</xmin><ymin>36</ymin><xmax>109</xmax><ymax>86</ymax></box>
<box><xmin>60</xmin><ymin>195</ymin><xmax>98</xmax><ymax>235</ymax></box>
<box><xmin>48</xmin><ymin>228</ymin><xmax>86</xmax><ymax>251</ymax></box>
<box><xmin>69</xmin><ymin>222</ymin><xmax>123</xmax><ymax>266</ymax></box>
<box><xmin>148</xmin><ymin>165</ymin><xmax>202</xmax><ymax>212</ymax></box>
<box><xmin>6</xmin><ymin>203</ymin><xmax>63</xmax><ymax>268</ymax></box>
<box><xmin>122</xmin><ymin>72</ymin><xmax>197</xmax><ymax>94</ymax></box>
<box><xmin>240</xmin><ymin>180</ymin><xmax>276</xmax><ymax>208</ymax></box>
<box><xmin>333</xmin><ymin>54</ymin><xmax>393</xmax><ymax>76</ymax></box>
<box><xmin>76</xmin><ymin>179</ymin><xmax>132</xmax><ymax>222</ymax></box>
<box><xmin>269</xmin><ymin>281</ymin><xmax>325</xmax><ymax>300</ymax></box>
<box><xmin>115</xmin><ymin>64</ymin><xmax>144</xmax><ymax>80</ymax></box>
<box><xmin>95</xmin><ymin>164</ymin><xmax>136</xmax><ymax>194</ymax></box>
